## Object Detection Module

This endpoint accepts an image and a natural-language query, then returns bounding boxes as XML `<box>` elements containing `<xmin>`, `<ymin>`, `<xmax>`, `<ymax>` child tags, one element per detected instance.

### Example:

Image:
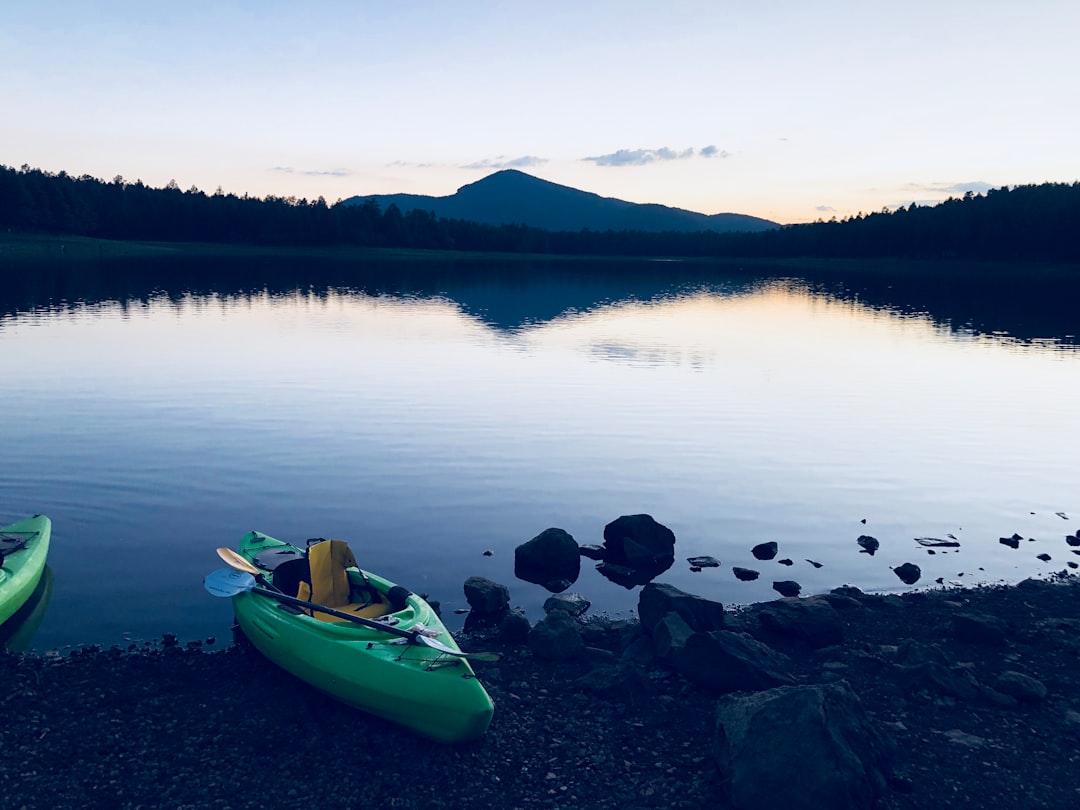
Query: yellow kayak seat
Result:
<box><xmin>297</xmin><ymin>538</ymin><xmax>391</xmax><ymax>623</ymax></box>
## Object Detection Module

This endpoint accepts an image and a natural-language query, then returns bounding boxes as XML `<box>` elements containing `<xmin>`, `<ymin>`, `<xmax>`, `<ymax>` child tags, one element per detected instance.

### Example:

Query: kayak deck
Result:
<box><xmin>230</xmin><ymin>530</ymin><xmax>494</xmax><ymax>742</ymax></box>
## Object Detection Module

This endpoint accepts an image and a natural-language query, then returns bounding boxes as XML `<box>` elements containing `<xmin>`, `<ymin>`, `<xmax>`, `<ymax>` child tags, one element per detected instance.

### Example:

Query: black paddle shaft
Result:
<box><xmin>249</xmin><ymin>584</ymin><xmax>422</xmax><ymax>643</ymax></box>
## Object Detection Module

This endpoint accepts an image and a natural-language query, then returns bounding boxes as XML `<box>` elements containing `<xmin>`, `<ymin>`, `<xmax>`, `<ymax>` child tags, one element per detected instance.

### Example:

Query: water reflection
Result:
<box><xmin>2</xmin><ymin>253</ymin><xmax>1078</xmax><ymax>350</ymax></box>
<box><xmin>0</xmin><ymin>255</ymin><xmax>1077</xmax><ymax>650</ymax></box>
<box><xmin>0</xmin><ymin>566</ymin><xmax>53</xmax><ymax>652</ymax></box>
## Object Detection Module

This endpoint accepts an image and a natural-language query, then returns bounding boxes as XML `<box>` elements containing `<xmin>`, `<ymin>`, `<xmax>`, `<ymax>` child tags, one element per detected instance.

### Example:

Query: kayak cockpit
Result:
<box><xmin>253</xmin><ymin>537</ymin><xmax>412</xmax><ymax>624</ymax></box>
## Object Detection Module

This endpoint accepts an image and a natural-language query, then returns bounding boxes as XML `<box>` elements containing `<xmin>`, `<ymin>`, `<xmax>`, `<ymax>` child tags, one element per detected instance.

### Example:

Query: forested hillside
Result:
<box><xmin>2</xmin><ymin>164</ymin><xmax>1077</xmax><ymax>262</ymax></box>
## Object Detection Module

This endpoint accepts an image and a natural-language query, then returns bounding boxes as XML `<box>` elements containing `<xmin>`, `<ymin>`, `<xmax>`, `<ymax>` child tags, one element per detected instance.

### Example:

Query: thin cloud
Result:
<box><xmin>462</xmin><ymin>155</ymin><xmax>548</xmax><ymax>170</ymax></box>
<box><xmin>271</xmin><ymin>166</ymin><xmax>353</xmax><ymax>178</ymax></box>
<box><xmin>583</xmin><ymin>145</ymin><xmax>727</xmax><ymax>166</ymax></box>
<box><xmin>815</xmin><ymin>205</ymin><xmax>837</xmax><ymax>212</ymax></box>
<box><xmin>700</xmin><ymin>145</ymin><xmax>731</xmax><ymax>159</ymax></box>
<box><xmin>902</xmin><ymin>181</ymin><xmax>997</xmax><ymax>195</ymax></box>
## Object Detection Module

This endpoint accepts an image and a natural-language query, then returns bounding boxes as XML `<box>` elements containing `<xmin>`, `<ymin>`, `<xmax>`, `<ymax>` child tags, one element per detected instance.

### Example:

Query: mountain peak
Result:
<box><xmin>343</xmin><ymin>172</ymin><xmax>777</xmax><ymax>234</ymax></box>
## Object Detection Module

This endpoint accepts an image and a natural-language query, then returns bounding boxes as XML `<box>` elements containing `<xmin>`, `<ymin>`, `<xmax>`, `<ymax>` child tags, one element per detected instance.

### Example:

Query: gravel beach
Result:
<box><xmin>2</xmin><ymin>574</ymin><xmax>1079</xmax><ymax>810</ymax></box>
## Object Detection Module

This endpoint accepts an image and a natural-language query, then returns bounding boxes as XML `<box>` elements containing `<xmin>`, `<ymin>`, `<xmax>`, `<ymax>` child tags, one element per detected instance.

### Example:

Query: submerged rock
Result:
<box><xmin>915</xmin><ymin>537</ymin><xmax>960</xmax><ymax>548</ymax></box>
<box><xmin>542</xmin><ymin>592</ymin><xmax>591</xmax><ymax>617</ymax></box>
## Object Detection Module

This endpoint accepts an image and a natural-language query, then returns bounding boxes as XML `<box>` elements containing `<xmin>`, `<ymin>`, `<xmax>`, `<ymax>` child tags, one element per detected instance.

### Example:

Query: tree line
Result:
<box><xmin>2</xmin><ymin>163</ymin><xmax>1077</xmax><ymax>262</ymax></box>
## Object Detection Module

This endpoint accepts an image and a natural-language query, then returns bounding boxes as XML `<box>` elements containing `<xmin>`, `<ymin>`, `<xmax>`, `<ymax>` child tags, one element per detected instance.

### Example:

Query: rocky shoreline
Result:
<box><xmin>2</xmin><ymin>570</ymin><xmax>1079</xmax><ymax>809</ymax></box>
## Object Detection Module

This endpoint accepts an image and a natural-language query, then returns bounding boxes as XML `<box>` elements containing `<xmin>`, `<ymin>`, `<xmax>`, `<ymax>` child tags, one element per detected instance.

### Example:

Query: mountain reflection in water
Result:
<box><xmin>0</xmin><ymin>253</ymin><xmax>1077</xmax><ymax>650</ymax></box>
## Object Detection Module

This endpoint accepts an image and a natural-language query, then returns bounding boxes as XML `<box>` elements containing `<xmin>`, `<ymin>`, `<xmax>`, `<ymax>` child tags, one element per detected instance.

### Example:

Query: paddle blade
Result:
<box><xmin>417</xmin><ymin>634</ymin><xmax>502</xmax><ymax>662</ymax></box>
<box><xmin>203</xmin><ymin>568</ymin><xmax>256</xmax><ymax>598</ymax></box>
<box><xmin>216</xmin><ymin>547</ymin><xmax>260</xmax><ymax>575</ymax></box>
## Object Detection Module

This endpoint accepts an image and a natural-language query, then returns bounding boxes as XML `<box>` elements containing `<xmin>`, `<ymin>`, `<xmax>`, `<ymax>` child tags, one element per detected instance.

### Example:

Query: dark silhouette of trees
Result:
<box><xmin>1</xmin><ymin>164</ymin><xmax>1077</xmax><ymax>263</ymax></box>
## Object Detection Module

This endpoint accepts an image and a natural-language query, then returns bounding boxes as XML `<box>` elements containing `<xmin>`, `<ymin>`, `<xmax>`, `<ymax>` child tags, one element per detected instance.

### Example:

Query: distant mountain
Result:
<box><xmin>341</xmin><ymin>170</ymin><xmax>778</xmax><ymax>234</ymax></box>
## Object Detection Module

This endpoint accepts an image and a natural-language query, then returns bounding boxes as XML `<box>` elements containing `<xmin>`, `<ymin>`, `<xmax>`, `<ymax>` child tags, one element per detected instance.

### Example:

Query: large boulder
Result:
<box><xmin>527</xmin><ymin>610</ymin><xmax>584</xmax><ymax>660</ymax></box>
<box><xmin>463</xmin><ymin>576</ymin><xmax>510</xmax><ymax>615</ymax></box>
<box><xmin>515</xmin><ymin>528</ymin><xmax>581</xmax><ymax>592</ymax></box>
<box><xmin>671</xmin><ymin>631</ymin><xmax>796</xmax><ymax>693</ymax></box>
<box><xmin>602</xmin><ymin>514</ymin><xmax>676</xmax><ymax>573</ymax></box>
<box><xmin>652</xmin><ymin>612</ymin><xmax>696</xmax><ymax>663</ymax></box>
<box><xmin>637</xmin><ymin>582</ymin><xmax>725</xmax><ymax>634</ymax></box>
<box><xmin>755</xmin><ymin>596</ymin><xmax>845</xmax><ymax>648</ymax></box>
<box><xmin>951</xmin><ymin>612</ymin><xmax>1008</xmax><ymax>645</ymax></box>
<box><xmin>575</xmin><ymin>663</ymin><xmax>651</xmax><ymax>704</ymax></box>
<box><xmin>714</xmin><ymin>681</ymin><xmax>894</xmax><ymax>810</ymax></box>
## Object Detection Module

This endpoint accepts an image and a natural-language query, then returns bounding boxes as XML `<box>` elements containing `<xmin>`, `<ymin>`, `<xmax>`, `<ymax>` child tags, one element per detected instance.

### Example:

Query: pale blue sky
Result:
<box><xmin>2</xmin><ymin>0</ymin><xmax>1077</xmax><ymax>223</ymax></box>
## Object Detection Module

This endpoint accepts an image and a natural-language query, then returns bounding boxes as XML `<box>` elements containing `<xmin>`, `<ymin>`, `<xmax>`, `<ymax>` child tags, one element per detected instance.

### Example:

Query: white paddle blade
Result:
<box><xmin>203</xmin><ymin>568</ymin><xmax>256</xmax><ymax>597</ymax></box>
<box><xmin>417</xmin><ymin>634</ymin><xmax>502</xmax><ymax>662</ymax></box>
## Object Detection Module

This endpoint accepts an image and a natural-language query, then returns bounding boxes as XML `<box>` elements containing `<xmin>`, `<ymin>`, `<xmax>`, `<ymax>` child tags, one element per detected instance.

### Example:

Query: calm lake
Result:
<box><xmin>1</xmin><ymin>251</ymin><xmax>1078</xmax><ymax>652</ymax></box>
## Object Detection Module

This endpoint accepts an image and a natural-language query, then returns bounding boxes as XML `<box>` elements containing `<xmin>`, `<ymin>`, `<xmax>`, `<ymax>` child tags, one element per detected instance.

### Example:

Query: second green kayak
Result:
<box><xmin>0</xmin><ymin>514</ymin><xmax>51</xmax><ymax>626</ymax></box>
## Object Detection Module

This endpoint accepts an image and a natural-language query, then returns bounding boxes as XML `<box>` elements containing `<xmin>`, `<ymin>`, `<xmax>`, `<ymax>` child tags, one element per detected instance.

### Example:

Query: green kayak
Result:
<box><xmin>224</xmin><ymin>530</ymin><xmax>494</xmax><ymax>743</ymax></box>
<box><xmin>0</xmin><ymin>515</ymin><xmax>51</xmax><ymax>626</ymax></box>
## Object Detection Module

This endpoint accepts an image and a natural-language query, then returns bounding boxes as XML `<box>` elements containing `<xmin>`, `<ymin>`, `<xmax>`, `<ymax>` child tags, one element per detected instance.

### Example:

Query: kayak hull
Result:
<box><xmin>231</xmin><ymin>531</ymin><xmax>494</xmax><ymax>743</ymax></box>
<box><xmin>0</xmin><ymin>515</ymin><xmax>51</xmax><ymax>626</ymax></box>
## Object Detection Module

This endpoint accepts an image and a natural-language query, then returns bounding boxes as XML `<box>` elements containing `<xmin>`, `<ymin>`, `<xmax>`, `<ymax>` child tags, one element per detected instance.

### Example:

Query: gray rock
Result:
<box><xmin>831</xmin><ymin>585</ymin><xmax>867</xmax><ymax>599</ymax></box>
<box><xmin>714</xmin><ymin>681</ymin><xmax>894</xmax><ymax>810</ymax></box>
<box><xmin>772</xmin><ymin>580</ymin><xmax>802</xmax><ymax>598</ymax></box>
<box><xmin>751</xmin><ymin>541</ymin><xmax>778</xmax><ymax>560</ymax></box>
<box><xmin>821</xmin><ymin>592</ymin><xmax>865</xmax><ymax>612</ymax></box>
<box><xmin>637</xmin><ymin>581</ymin><xmax>724</xmax><ymax>634</ymax></box>
<box><xmin>893</xmin><ymin>562</ymin><xmax>922</xmax><ymax>585</ymax></box>
<box><xmin>894</xmin><ymin>660</ymin><xmax>986</xmax><ymax>703</ymax></box>
<box><xmin>993</xmin><ymin>670</ymin><xmax>1048</xmax><ymax>703</ymax></box>
<box><xmin>602</xmin><ymin>514</ymin><xmax>676</xmax><ymax>571</ymax></box>
<box><xmin>542</xmin><ymin>592</ymin><xmax>591</xmax><ymax>617</ymax></box>
<box><xmin>857</xmin><ymin>535</ymin><xmax>880</xmax><ymax>555</ymax></box>
<box><xmin>652</xmin><ymin>612</ymin><xmax>695</xmax><ymax>663</ymax></box>
<box><xmin>621</xmin><ymin>634</ymin><xmax>656</xmax><ymax>667</ymax></box>
<box><xmin>687</xmin><ymin>555</ymin><xmax>720</xmax><ymax>568</ymax></box>
<box><xmin>732</xmin><ymin>566</ymin><xmax>759</xmax><ymax>581</ymax></box>
<box><xmin>756</xmin><ymin>596</ymin><xmax>845</xmax><ymax>648</ymax></box>
<box><xmin>999</xmin><ymin>535</ymin><xmax>1021</xmax><ymax>549</ymax></box>
<box><xmin>514</xmin><ymin>528</ymin><xmax>581</xmax><ymax>592</ymax></box>
<box><xmin>672</xmin><ymin>630</ymin><xmax>795</xmax><ymax>693</ymax></box>
<box><xmin>951</xmin><ymin>612</ymin><xmax>1008</xmax><ymax>645</ymax></box>
<box><xmin>463</xmin><ymin>576</ymin><xmax>510</xmax><ymax>615</ymax></box>
<box><xmin>527</xmin><ymin>610</ymin><xmax>584</xmax><ymax>660</ymax></box>
<box><xmin>496</xmin><ymin>609</ymin><xmax>532</xmax><ymax>643</ymax></box>
<box><xmin>575</xmin><ymin>663</ymin><xmax>650</xmax><ymax>703</ymax></box>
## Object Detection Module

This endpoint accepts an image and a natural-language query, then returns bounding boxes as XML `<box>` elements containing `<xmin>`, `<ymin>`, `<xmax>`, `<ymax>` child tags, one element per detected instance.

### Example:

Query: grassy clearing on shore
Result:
<box><xmin>2</xmin><ymin>232</ymin><xmax>1076</xmax><ymax>280</ymax></box>
<box><xmin>0</xmin><ymin>233</ymin><xmax>597</xmax><ymax>264</ymax></box>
